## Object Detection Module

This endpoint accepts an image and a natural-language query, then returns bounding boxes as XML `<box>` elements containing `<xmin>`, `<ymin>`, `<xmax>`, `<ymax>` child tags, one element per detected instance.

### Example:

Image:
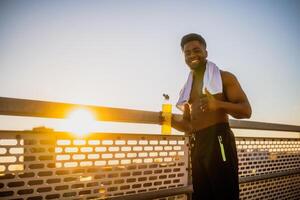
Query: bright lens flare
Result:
<box><xmin>66</xmin><ymin>108</ymin><xmax>97</xmax><ymax>136</ymax></box>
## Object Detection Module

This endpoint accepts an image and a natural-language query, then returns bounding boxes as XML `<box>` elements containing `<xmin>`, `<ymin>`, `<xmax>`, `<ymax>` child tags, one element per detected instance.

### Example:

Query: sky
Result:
<box><xmin>0</xmin><ymin>0</ymin><xmax>300</xmax><ymax>135</ymax></box>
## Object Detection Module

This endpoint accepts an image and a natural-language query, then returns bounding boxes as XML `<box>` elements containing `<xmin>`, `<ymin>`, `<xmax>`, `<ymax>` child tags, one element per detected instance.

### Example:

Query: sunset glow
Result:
<box><xmin>66</xmin><ymin>108</ymin><xmax>97</xmax><ymax>136</ymax></box>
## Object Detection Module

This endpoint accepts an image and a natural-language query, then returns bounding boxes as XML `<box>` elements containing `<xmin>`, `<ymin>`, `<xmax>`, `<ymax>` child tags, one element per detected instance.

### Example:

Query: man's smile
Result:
<box><xmin>191</xmin><ymin>60</ymin><xmax>200</xmax><ymax>63</ymax></box>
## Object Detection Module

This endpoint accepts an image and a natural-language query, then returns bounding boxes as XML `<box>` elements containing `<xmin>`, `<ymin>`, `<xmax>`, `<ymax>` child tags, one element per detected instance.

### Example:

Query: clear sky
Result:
<box><xmin>0</xmin><ymin>0</ymin><xmax>299</xmax><ymax>134</ymax></box>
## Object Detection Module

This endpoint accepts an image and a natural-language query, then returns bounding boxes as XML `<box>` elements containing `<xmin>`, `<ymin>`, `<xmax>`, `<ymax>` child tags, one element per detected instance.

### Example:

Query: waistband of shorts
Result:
<box><xmin>191</xmin><ymin>122</ymin><xmax>230</xmax><ymax>135</ymax></box>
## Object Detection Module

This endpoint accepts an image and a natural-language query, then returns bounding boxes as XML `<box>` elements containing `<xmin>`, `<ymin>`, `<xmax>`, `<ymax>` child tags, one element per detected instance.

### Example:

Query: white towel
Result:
<box><xmin>176</xmin><ymin>60</ymin><xmax>223</xmax><ymax>111</ymax></box>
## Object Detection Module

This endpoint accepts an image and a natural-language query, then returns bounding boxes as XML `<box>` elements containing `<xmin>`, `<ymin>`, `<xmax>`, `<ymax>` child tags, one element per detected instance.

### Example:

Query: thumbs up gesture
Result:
<box><xmin>199</xmin><ymin>88</ymin><xmax>221</xmax><ymax>112</ymax></box>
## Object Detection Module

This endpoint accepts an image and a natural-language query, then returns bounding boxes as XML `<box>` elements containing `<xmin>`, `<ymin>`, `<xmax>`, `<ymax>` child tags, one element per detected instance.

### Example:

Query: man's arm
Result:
<box><xmin>171</xmin><ymin>104</ymin><xmax>192</xmax><ymax>132</ymax></box>
<box><xmin>202</xmin><ymin>71</ymin><xmax>251</xmax><ymax>119</ymax></box>
<box><xmin>218</xmin><ymin>71</ymin><xmax>252</xmax><ymax>119</ymax></box>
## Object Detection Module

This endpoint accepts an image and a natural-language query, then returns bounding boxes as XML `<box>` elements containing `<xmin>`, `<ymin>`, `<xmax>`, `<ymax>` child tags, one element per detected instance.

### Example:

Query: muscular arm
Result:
<box><xmin>171</xmin><ymin>104</ymin><xmax>192</xmax><ymax>132</ymax></box>
<box><xmin>219</xmin><ymin>71</ymin><xmax>252</xmax><ymax>119</ymax></box>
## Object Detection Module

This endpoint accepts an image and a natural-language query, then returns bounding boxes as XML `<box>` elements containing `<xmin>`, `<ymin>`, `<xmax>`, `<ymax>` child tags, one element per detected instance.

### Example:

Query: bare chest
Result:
<box><xmin>188</xmin><ymin>76</ymin><xmax>227</xmax><ymax>129</ymax></box>
<box><xmin>189</xmin><ymin>76</ymin><xmax>205</xmax><ymax>103</ymax></box>
<box><xmin>189</xmin><ymin>75</ymin><xmax>226</xmax><ymax>103</ymax></box>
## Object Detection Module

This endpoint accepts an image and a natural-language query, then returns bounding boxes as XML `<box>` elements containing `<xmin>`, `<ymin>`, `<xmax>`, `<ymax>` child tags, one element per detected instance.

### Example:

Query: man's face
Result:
<box><xmin>183</xmin><ymin>40</ymin><xmax>207</xmax><ymax>71</ymax></box>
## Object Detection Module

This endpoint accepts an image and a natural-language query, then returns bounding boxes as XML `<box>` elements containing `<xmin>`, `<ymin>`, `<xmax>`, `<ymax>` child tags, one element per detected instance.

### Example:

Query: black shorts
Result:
<box><xmin>190</xmin><ymin>123</ymin><xmax>239</xmax><ymax>200</ymax></box>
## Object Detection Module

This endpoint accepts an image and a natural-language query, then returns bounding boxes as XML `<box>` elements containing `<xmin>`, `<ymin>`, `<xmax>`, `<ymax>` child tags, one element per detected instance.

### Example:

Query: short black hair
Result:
<box><xmin>180</xmin><ymin>33</ymin><xmax>206</xmax><ymax>49</ymax></box>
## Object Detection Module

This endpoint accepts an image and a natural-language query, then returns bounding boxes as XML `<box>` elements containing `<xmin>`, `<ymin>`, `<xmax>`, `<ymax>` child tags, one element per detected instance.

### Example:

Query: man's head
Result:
<box><xmin>181</xmin><ymin>33</ymin><xmax>208</xmax><ymax>71</ymax></box>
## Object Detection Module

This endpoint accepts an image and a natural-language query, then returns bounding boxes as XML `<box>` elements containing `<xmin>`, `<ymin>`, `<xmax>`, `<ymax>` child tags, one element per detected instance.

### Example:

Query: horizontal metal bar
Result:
<box><xmin>0</xmin><ymin>97</ymin><xmax>159</xmax><ymax>124</ymax></box>
<box><xmin>239</xmin><ymin>169</ymin><xmax>300</xmax><ymax>183</ymax></box>
<box><xmin>108</xmin><ymin>185</ymin><xmax>193</xmax><ymax>200</ymax></box>
<box><xmin>1</xmin><ymin>97</ymin><xmax>300</xmax><ymax>132</ymax></box>
<box><xmin>229</xmin><ymin>120</ymin><xmax>300</xmax><ymax>133</ymax></box>
<box><xmin>0</xmin><ymin>130</ymin><xmax>187</xmax><ymax>139</ymax></box>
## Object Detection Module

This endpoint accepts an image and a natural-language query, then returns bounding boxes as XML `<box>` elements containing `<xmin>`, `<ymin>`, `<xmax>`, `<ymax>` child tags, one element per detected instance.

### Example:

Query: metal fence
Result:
<box><xmin>237</xmin><ymin>137</ymin><xmax>300</xmax><ymax>199</ymax></box>
<box><xmin>0</xmin><ymin>97</ymin><xmax>299</xmax><ymax>200</ymax></box>
<box><xmin>0</xmin><ymin>131</ymin><xmax>189</xmax><ymax>200</ymax></box>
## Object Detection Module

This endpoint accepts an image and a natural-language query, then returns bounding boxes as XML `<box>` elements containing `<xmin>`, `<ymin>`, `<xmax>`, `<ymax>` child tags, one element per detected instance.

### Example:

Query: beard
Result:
<box><xmin>189</xmin><ymin>60</ymin><xmax>206</xmax><ymax>71</ymax></box>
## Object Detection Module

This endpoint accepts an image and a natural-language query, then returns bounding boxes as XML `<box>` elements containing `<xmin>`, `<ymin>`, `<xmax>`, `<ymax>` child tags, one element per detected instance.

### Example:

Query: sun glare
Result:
<box><xmin>66</xmin><ymin>108</ymin><xmax>97</xmax><ymax>136</ymax></box>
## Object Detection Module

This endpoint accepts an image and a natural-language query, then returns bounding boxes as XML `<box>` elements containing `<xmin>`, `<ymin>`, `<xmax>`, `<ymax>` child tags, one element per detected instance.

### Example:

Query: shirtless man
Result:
<box><xmin>171</xmin><ymin>33</ymin><xmax>252</xmax><ymax>199</ymax></box>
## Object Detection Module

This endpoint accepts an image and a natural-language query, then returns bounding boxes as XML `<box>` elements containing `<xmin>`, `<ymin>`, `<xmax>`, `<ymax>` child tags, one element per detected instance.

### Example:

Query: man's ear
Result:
<box><xmin>205</xmin><ymin>50</ymin><xmax>208</xmax><ymax>58</ymax></box>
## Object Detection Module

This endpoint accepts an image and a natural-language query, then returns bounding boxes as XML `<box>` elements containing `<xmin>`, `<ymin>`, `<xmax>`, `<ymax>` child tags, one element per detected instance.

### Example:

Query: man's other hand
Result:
<box><xmin>198</xmin><ymin>88</ymin><xmax>221</xmax><ymax>112</ymax></box>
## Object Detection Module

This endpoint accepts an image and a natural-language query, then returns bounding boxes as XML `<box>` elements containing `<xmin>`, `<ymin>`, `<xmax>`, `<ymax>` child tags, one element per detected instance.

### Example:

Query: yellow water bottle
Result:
<box><xmin>161</xmin><ymin>94</ymin><xmax>172</xmax><ymax>135</ymax></box>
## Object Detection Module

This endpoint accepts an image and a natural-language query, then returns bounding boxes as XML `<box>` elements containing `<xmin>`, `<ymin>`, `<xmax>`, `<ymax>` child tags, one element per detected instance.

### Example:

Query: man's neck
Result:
<box><xmin>192</xmin><ymin>61</ymin><xmax>206</xmax><ymax>78</ymax></box>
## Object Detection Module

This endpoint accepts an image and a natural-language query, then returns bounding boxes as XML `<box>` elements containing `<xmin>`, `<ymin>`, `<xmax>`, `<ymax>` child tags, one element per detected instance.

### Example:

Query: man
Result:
<box><xmin>169</xmin><ymin>33</ymin><xmax>252</xmax><ymax>199</ymax></box>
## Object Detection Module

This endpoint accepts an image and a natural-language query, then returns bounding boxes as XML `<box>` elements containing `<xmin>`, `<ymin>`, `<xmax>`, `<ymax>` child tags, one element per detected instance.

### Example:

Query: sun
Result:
<box><xmin>66</xmin><ymin>108</ymin><xmax>97</xmax><ymax>136</ymax></box>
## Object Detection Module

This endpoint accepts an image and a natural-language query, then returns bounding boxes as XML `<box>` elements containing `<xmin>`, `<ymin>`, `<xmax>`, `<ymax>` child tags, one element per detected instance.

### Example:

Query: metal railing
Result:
<box><xmin>0</xmin><ymin>97</ymin><xmax>299</xmax><ymax>200</ymax></box>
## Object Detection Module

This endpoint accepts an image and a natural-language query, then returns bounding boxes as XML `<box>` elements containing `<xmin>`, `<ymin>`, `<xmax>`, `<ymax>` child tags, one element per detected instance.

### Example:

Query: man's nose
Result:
<box><xmin>189</xmin><ymin>54</ymin><xmax>197</xmax><ymax>59</ymax></box>
<box><xmin>190</xmin><ymin>51</ymin><xmax>198</xmax><ymax>58</ymax></box>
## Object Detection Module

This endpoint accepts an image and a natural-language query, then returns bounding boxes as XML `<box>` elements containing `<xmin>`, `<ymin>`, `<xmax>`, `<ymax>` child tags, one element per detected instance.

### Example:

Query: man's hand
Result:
<box><xmin>158</xmin><ymin>111</ymin><xmax>173</xmax><ymax>125</ymax></box>
<box><xmin>158</xmin><ymin>111</ymin><xmax>165</xmax><ymax>125</ymax></box>
<box><xmin>199</xmin><ymin>88</ymin><xmax>221</xmax><ymax>112</ymax></box>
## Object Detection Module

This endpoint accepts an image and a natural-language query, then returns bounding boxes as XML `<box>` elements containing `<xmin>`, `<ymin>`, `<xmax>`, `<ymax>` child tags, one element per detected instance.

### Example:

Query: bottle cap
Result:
<box><xmin>163</xmin><ymin>93</ymin><xmax>169</xmax><ymax>101</ymax></box>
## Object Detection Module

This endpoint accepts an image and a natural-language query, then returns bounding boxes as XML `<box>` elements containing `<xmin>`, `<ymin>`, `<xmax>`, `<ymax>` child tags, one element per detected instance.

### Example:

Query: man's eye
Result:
<box><xmin>193</xmin><ymin>49</ymin><xmax>201</xmax><ymax>53</ymax></box>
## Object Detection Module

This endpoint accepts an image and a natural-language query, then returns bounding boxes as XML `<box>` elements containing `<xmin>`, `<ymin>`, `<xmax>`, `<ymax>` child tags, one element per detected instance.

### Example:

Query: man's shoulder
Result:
<box><xmin>220</xmin><ymin>70</ymin><xmax>238</xmax><ymax>85</ymax></box>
